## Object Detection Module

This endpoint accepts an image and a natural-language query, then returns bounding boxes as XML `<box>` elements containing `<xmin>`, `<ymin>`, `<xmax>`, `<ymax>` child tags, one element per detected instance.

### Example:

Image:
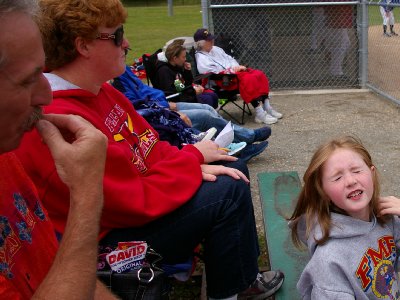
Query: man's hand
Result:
<box><xmin>378</xmin><ymin>196</ymin><xmax>400</xmax><ymax>216</ymax></box>
<box><xmin>194</xmin><ymin>140</ymin><xmax>237</xmax><ymax>164</ymax></box>
<box><xmin>33</xmin><ymin>114</ymin><xmax>108</xmax><ymax>300</ymax></box>
<box><xmin>177</xmin><ymin>112</ymin><xmax>192</xmax><ymax>127</ymax></box>
<box><xmin>36</xmin><ymin>114</ymin><xmax>108</xmax><ymax>191</ymax></box>
<box><xmin>200</xmin><ymin>164</ymin><xmax>249</xmax><ymax>182</ymax></box>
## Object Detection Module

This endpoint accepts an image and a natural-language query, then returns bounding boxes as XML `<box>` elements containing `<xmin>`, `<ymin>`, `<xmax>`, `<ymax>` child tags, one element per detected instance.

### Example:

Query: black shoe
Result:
<box><xmin>239</xmin><ymin>141</ymin><xmax>268</xmax><ymax>162</ymax></box>
<box><xmin>253</xmin><ymin>127</ymin><xmax>271</xmax><ymax>143</ymax></box>
<box><xmin>391</xmin><ymin>31</ymin><xmax>399</xmax><ymax>36</ymax></box>
<box><xmin>238</xmin><ymin>270</ymin><xmax>285</xmax><ymax>300</ymax></box>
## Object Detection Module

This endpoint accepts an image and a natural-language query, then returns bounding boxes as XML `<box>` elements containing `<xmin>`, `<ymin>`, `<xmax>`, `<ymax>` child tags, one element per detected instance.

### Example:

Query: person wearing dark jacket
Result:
<box><xmin>155</xmin><ymin>39</ymin><xmax>219</xmax><ymax>109</ymax></box>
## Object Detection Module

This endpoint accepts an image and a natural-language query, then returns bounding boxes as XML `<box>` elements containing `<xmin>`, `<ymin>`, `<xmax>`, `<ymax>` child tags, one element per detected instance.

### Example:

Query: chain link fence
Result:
<box><xmin>204</xmin><ymin>1</ymin><xmax>360</xmax><ymax>90</ymax></box>
<box><xmin>200</xmin><ymin>0</ymin><xmax>400</xmax><ymax>104</ymax></box>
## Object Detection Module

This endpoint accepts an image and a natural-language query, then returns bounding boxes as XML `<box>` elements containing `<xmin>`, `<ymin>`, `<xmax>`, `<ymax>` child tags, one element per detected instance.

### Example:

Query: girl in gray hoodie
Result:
<box><xmin>289</xmin><ymin>136</ymin><xmax>400</xmax><ymax>299</ymax></box>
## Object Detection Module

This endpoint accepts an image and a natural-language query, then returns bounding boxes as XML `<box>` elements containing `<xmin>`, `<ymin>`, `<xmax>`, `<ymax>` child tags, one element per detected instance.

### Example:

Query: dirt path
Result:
<box><xmin>368</xmin><ymin>25</ymin><xmax>400</xmax><ymax>99</ymax></box>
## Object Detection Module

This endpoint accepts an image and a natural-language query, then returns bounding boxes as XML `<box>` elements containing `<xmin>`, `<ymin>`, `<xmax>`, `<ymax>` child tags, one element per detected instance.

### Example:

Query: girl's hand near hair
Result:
<box><xmin>378</xmin><ymin>196</ymin><xmax>400</xmax><ymax>216</ymax></box>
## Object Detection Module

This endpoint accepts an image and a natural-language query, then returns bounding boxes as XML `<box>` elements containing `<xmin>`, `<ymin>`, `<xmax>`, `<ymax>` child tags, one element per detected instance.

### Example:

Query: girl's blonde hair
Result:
<box><xmin>289</xmin><ymin>136</ymin><xmax>383</xmax><ymax>248</ymax></box>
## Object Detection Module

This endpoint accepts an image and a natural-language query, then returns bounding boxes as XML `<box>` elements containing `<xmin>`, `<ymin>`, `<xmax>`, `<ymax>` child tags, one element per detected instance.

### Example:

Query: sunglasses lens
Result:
<box><xmin>115</xmin><ymin>26</ymin><xmax>124</xmax><ymax>46</ymax></box>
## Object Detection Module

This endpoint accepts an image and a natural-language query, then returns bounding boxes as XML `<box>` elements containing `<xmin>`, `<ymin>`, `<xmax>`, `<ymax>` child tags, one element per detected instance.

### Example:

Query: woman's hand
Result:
<box><xmin>194</xmin><ymin>140</ymin><xmax>237</xmax><ymax>164</ymax></box>
<box><xmin>169</xmin><ymin>102</ymin><xmax>177</xmax><ymax>111</ymax></box>
<box><xmin>201</xmin><ymin>164</ymin><xmax>249</xmax><ymax>182</ymax></box>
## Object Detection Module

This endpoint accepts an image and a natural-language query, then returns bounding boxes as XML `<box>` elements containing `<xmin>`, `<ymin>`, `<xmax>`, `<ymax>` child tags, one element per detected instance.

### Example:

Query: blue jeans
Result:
<box><xmin>176</xmin><ymin>102</ymin><xmax>256</xmax><ymax>144</ymax></box>
<box><xmin>100</xmin><ymin>160</ymin><xmax>260</xmax><ymax>298</ymax></box>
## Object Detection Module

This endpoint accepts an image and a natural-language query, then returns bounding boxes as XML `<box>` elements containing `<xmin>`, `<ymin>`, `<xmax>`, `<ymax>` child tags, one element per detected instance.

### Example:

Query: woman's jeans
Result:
<box><xmin>176</xmin><ymin>102</ymin><xmax>256</xmax><ymax>144</ymax></box>
<box><xmin>100</xmin><ymin>160</ymin><xmax>260</xmax><ymax>298</ymax></box>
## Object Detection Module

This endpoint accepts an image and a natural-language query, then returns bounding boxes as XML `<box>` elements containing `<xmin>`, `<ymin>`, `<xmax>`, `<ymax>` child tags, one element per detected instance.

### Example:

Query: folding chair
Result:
<box><xmin>188</xmin><ymin>47</ymin><xmax>251</xmax><ymax>125</ymax></box>
<box><xmin>141</xmin><ymin>49</ymin><xmax>162</xmax><ymax>87</ymax></box>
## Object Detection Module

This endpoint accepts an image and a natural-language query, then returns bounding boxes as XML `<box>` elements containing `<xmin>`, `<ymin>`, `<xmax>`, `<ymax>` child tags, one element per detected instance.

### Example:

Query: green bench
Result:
<box><xmin>257</xmin><ymin>171</ymin><xmax>309</xmax><ymax>300</ymax></box>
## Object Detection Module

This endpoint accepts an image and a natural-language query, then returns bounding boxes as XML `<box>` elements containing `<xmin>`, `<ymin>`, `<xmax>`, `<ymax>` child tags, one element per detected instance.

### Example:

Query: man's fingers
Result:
<box><xmin>36</xmin><ymin>119</ymin><xmax>65</xmax><ymax>150</ymax></box>
<box><xmin>42</xmin><ymin>114</ymin><xmax>90</xmax><ymax>137</ymax></box>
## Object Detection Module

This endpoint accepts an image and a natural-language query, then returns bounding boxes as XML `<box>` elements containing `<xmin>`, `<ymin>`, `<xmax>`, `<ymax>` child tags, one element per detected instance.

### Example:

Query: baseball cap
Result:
<box><xmin>193</xmin><ymin>28</ymin><xmax>215</xmax><ymax>42</ymax></box>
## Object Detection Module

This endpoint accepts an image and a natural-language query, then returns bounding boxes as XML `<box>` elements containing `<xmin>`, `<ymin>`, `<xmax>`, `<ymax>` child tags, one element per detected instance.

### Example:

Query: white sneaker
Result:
<box><xmin>255</xmin><ymin>112</ymin><xmax>278</xmax><ymax>125</ymax></box>
<box><xmin>266</xmin><ymin>108</ymin><xmax>283</xmax><ymax>119</ymax></box>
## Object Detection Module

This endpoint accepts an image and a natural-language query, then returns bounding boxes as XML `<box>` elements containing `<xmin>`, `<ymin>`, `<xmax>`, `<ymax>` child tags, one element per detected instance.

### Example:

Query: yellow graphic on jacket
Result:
<box><xmin>107</xmin><ymin>105</ymin><xmax>158</xmax><ymax>173</ymax></box>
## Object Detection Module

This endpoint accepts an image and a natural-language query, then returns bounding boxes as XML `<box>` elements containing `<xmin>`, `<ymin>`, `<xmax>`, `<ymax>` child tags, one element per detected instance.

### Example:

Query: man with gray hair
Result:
<box><xmin>0</xmin><ymin>0</ymin><xmax>112</xmax><ymax>298</ymax></box>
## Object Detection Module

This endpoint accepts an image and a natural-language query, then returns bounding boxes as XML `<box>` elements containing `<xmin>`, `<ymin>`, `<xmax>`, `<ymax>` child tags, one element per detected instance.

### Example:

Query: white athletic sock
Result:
<box><xmin>255</xmin><ymin>105</ymin><xmax>265</xmax><ymax>119</ymax></box>
<box><xmin>263</xmin><ymin>98</ymin><xmax>272</xmax><ymax>111</ymax></box>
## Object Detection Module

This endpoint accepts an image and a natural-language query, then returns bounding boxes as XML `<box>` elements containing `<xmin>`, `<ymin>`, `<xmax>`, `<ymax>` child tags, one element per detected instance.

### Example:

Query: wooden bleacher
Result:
<box><xmin>257</xmin><ymin>171</ymin><xmax>309</xmax><ymax>300</ymax></box>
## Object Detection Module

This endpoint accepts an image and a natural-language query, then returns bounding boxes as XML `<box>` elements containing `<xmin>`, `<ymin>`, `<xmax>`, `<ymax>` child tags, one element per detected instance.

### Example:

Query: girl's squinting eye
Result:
<box><xmin>333</xmin><ymin>176</ymin><xmax>341</xmax><ymax>182</ymax></box>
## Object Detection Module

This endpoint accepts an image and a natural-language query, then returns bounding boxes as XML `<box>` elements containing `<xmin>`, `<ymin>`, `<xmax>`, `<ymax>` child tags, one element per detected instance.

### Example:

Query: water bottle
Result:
<box><xmin>174</xmin><ymin>79</ymin><xmax>185</xmax><ymax>92</ymax></box>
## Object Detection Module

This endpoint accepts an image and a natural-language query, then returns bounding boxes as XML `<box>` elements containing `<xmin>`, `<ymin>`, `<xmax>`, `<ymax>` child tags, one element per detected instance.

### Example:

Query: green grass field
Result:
<box><xmin>124</xmin><ymin>5</ymin><xmax>202</xmax><ymax>63</ymax></box>
<box><xmin>369</xmin><ymin>5</ymin><xmax>384</xmax><ymax>26</ymax></box>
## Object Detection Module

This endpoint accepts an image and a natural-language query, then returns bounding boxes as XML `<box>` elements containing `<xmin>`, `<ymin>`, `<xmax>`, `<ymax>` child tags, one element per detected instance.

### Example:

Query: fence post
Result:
<box><xmin>359</xmin><ymin>0</ymin><xmax>368</xmax><ymax>88</ymax></box>
<box><xmin>201</xmin><ymin>0</ymin><xmax>209</xmax><ymax>28</ymax></box>
<box><xmin>168</xmin><ymin>0</ymin><xmax>173</xmax><ymax>16</ymax></box>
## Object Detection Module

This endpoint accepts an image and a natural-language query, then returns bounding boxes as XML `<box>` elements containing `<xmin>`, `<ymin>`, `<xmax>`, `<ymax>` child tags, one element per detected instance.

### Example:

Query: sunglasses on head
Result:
<box><xmin>96</xmin><ymin>26</ymin><xmax>124</xmax><ymax>47</ymax></box>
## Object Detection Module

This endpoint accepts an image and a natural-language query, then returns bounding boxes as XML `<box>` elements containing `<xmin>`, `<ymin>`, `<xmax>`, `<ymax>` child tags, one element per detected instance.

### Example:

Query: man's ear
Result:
<box><xmin>75</xmin><ymin>36</ymin><xmax>90</xmax><ymax>58</ymax></box>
